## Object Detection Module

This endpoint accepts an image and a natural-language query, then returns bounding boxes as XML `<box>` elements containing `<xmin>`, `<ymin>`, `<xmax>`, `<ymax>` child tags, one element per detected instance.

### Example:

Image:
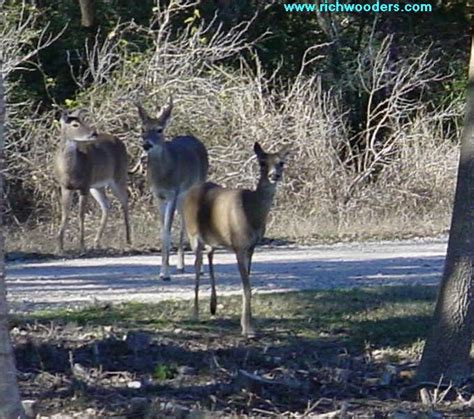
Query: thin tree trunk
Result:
<box><xmin>0</xmin><ymin>62</ymin><xmax>24</xmax><ymax>419</ymax></box>
<box><xmin>78</xmin><ymin>0</ymin><xmax>95</xmax><ymax>28</ymax></box>
<box><xmin>416</xmin><ymin>33</ymin><xmax>474</xmax><ymax>383</ymax></box>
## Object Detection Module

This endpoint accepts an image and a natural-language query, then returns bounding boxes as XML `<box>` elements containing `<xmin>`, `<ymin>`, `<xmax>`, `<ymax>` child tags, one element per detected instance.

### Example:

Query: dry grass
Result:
<box><xmin>6</xmin><ymin>199</ymin><xmax>451</xmax><ymax>256</ymax></box>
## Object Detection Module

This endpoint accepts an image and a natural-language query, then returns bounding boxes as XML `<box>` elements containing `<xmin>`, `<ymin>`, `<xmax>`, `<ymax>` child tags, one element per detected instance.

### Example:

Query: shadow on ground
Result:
<box><xmin>12</xmin><ymin>285</ymin><xmax>474</xmax><ymax>417</ymax></box>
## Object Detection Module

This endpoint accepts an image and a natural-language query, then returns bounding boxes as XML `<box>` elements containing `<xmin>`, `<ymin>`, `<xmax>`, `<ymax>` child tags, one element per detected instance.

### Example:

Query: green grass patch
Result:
<box><xmin>24</xmin><ymin>285</ymin><xmax>437</xmax><ymax>352</ymax></box>
<box><xmin>153</xmin><ymin>363</ymin><xmax>178</xmax><ymax>381</ymax></box>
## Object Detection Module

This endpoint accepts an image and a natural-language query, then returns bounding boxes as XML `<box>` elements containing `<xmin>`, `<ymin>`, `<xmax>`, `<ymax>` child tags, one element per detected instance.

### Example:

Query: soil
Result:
<box><xmin>7</xmin><ymin>237</ymin><xmax>446</xmax><ymax>313</ymax></box>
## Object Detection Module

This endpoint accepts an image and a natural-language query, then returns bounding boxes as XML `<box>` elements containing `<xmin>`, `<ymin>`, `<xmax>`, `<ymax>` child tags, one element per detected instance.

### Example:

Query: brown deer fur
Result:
<box><xmin>183</xmin><ymin>142</ymin><xmax>290</xmax><ymax>336</ymax></box>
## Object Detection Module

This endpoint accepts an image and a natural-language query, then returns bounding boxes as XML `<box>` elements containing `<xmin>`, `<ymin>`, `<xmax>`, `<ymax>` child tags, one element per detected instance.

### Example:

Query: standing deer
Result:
<box><xmin>56</xmin><ymin>109</ymin><xmax>131</xmax><ymax>253</ymax></box>
<box><xmin>183</xmin><ymin>142</ymin><xmax>290</xmax><ymax>337</ymax></box>
<box><xmin>136</xmin><ymin>98</ymin><xmax>209</xmax><ymax>281</ymax></box>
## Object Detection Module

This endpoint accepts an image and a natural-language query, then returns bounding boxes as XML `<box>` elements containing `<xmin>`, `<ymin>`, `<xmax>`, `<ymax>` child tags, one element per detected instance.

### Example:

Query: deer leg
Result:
<box><xmin>90</xmin><ymin>188</ymin><xmax>109</xmax><ymax>249</ymax></box>
<box><xmin>176</xmin><ymin>211</ymin><xmax>185</xmax><ymax>273</ymax></box>
<box><xmin>78</xmin><ymin>192</ymin><xmax>89</xmax><ymax>253</ymax></box>
<box><xmin>157</xmin><ymin>199</ymin><xmax>167</xmax><ymax>276</ymax></box>
<box><xmin>236</xmin><ymin>250</ymin><xmax>255</xmax><ymax>337</ymax></box>
<box><xmin>207</xmin><ymin>247</ymin><xmax>217</xmax><ymax>315</ymax></box>
<box><xmin>192</xmin><ymin>239</ymin><xmax>204</xmax><ymax>320</ymax></box>
<box><xmin>247</xmin><ymin>246</ymin><xmax>255</xmax><ymax>276</ymax></box>
<box><xmin>57</xmin><ymin>187</ymin><xmax>73</xmax><ymax>254</ymax></box>
<box><xmin>159</xmin><ymin>197</ymin><xmax>177</xmax><ymax>281</ymax></box>
<box><xmin>111</xmin><ymin>181</ymin><xmax>131</xmax><ymax>245</ymax></box>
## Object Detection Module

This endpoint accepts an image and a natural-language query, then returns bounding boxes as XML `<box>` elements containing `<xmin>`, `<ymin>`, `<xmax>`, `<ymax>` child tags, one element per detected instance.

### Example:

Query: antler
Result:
<box><xmin>156</xmin><ymin>96</ymin><xmax>173</xmax><ymax>123</ymax></box>
<box><xmin>135</xmin><ymin>101</ymin><xmax>151</xmax><ymax>123</ymax></box>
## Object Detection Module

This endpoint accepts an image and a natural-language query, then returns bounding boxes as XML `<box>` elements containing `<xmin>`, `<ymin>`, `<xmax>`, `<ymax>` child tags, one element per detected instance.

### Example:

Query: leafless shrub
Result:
<box><xmin>0</xmin><ymin>1</ymin><xmax>64</xmax><ymax>78</ymax></box>
<box><xmin>341</xmin><ymin>34</ymin><xmax>449</xmax><ymax>202</ymax></box>
<box><xmin>1</xmin><ymin>1</ymin><xmax>64</xmax><ymax>223</ymax></box>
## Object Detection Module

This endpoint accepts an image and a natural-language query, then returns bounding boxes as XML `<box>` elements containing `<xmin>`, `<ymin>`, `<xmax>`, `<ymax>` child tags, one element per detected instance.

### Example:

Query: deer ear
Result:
<box><xmin>135</xmin><ymin>102</ymin><xmax>150</xmax><ymax>123</ymax></box>
<box><xmin>59</xmin><ymin>109</ymin><xmax>69</xmax><ymax>122</ymax></box>
<box><xmin>76</xmin><ymin>109</ymin><xmax>88</xmax><ymax>120</ymax></box>
<box><xmin>254</xmin><ymin>142</ymin><xmax>265</xmax><ymax>159</ymax></box>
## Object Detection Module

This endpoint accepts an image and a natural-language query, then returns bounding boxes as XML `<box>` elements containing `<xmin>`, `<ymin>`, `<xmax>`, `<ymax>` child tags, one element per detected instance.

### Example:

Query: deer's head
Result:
<box><xmin>136</xmin><ymin>98</ymin><xmax>173</xmax><ymax>152</ymax></box>
<box><xmin>254</xmin><ymin>142</ymin><xmax>290</xmax><ymax>184</ymax></box>
<box><xmin>60</xmin><ymin>109</ymin><xmax>97</xmax><ymax>141</ymax></box>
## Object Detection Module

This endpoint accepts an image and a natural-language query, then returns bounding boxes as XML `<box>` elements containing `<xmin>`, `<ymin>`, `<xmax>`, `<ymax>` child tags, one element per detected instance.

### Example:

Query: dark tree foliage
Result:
<box><xmin>9</xmin><ymin>0</ymin><xmax>469</xmax><ymax>107</ymax></box>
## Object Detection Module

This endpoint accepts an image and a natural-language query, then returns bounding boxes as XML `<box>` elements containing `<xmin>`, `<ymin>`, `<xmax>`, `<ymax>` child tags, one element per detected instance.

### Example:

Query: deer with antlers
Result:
<box><xmin>135</xmin><ymin>98</ymin><xmax>209</xmax><ymax>281</ymax></box>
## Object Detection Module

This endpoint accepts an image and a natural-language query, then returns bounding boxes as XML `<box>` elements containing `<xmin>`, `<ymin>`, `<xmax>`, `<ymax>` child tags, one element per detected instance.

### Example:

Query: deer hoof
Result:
<box><xmin>210</xmin><ymin>298</ymin><xmax>217</xmax><ymax>315</ymax></box>
<box><xmin>242</xmin><ymin>327</ymin><xmax>256</xmax><ymax>338</ymax></box>
<box><xmin>160</xmin><ymin>276</ymin><xmax>171</xmax><ymax>282</ymax></box>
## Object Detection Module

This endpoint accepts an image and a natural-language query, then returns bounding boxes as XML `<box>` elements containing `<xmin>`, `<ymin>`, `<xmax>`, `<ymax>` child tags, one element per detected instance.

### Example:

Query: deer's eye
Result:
<box><xmin>71</xmin><ymin>122</ymin><xmax>80</xmax><ymax>128</ymax></box>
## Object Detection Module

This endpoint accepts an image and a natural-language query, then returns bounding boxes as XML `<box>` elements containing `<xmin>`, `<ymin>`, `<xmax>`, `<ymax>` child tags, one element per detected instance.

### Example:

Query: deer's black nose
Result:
<box><xmin>143</xmin><ymin>141</ymin><xmax>153</xmax><ymax>151</ymax></box>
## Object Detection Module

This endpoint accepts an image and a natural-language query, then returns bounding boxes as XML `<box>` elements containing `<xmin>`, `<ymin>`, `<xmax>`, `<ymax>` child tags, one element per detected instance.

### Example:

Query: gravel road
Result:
<box><xmin>6</xmin><ymin>238</ymin><xmax>447</xmax><ymax>313</ymax></box>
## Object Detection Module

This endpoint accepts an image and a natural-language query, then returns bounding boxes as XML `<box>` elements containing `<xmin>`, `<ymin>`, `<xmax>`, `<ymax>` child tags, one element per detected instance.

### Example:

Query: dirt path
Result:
<box><xmin>6</xmin><ymin>238</ymin><xmax>447</xmax><ymax>313</ymax></box>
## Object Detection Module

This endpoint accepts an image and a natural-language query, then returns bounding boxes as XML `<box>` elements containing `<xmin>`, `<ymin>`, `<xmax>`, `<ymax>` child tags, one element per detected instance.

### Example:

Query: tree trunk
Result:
<box><xmin>78</xmin><ymin>0</ymin><xmax>95</xmax><ymax>28</ymax></box>
<box><xmin>416</xmin><ymin>33</ymin><xmax>474</xmax><ymax>383</ymax></box>
<box><xmin>0</xmin><ymin>63</ymin><xmax>24</xmax><ymax>419</ymax></box>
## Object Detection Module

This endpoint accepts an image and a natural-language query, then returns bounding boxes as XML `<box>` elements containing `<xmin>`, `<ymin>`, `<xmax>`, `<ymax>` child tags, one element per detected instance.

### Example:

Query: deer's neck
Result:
<box><xmin>147</xmin><ymin>142</ymin><xmax>173</xmax><ymax>175</ymax></box>
<box><xmin>57</xmin><ymin>139</ymin><xmax>90</xmax><ymax>186</ymax></box>
<box><xmin>61</xmin><ymin>139</ymin><xmax>81</xmax><ymax>165</ymax></box>
<box><xmin>248</xmin><ymin>176</ymin><xmax>277</xmax><ymax>226</ymax></box>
